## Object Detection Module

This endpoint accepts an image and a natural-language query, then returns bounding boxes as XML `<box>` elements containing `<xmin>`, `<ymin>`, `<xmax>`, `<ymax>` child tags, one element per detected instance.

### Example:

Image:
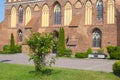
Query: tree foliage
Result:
<box><xmin>57</xmin><ymin>27</ymin><xmax>66</xmax><ymax>56</ymax></box>
<box><xmin>10</xmin><ymin>33</ymin><xmax>15</xmax><ymax>53</ymax></box>
<box><xmin>26</xmin><ymin>32</ymin><xmax>55</xmax><ymax>72</ymax></box>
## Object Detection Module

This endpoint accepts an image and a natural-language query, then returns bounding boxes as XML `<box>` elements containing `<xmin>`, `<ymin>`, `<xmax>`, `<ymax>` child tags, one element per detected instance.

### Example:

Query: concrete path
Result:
<box><xmin>0</xmin><ymin>53</ymin><xmax>116</xmax><ymax>72</ymax></box>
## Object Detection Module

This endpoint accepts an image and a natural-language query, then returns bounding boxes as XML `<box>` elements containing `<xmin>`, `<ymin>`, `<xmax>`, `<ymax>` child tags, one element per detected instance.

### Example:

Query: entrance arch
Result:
<box><xmin>52</xmin><ymin>30</ymin><xmax>59</xmax><ymax>53</ymax></box>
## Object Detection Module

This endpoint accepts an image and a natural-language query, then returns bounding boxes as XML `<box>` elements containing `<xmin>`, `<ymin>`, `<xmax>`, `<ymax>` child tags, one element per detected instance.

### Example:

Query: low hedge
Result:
<box><xmin>57</xmin><ymin>49</ymin><xmax>72</xmax><ymax>57</ymax></box>
<box><xmin>75</xmin><ymin>52</ymin><xmax>88</xmax><ymax>58</ymax></box>
<box><xmin>107</xmin><ymin>46</ymin><xmax>120</xmax><ymax>60</ymax></box>
<box><xmin>113</xmin><ymin>60</ymin><xmax>120</xmax><ymax>76</ymax></box>
<box><xmin>2</xmin><ymin>45</ymin><xmax>11</xmax><ymax>54</ymax></box>
<box><xmin>15</xmin><ymin>45</ymin><xmax>22</xmax><ymax>53</ymax></box>
<box><xmin>1</xmin><ymin>45</ymin><xmax>22</xmax><ymax>54</ymax></box>
<box><xmin>64</xmin><ymin>49</ymin><xmax>72</xmax><ymax>57</ymax></box>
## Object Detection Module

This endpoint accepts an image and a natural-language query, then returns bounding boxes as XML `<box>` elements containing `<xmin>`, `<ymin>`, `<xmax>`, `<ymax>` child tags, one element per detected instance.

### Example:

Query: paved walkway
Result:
<box><xmin>0</xmin><ymin>53</ymin><xmax>116</xmax><ymax>72</ymax></box>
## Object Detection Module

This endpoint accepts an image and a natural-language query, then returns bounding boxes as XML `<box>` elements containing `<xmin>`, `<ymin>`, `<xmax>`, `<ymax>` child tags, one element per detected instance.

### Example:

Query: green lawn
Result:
<box><xmin>0</xmin><ymin>63</ymin><xmax>120</xmax><ymax>80</ymax></box>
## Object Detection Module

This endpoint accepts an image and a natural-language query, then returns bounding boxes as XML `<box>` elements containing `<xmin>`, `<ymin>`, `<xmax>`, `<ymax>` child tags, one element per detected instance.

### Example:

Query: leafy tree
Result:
<box><xmin>26</xmin><ymin>32</ymin><xmax>55</xmax><ymax>72</ymax></box>
<box><xmin>10</xmin><ymin>33</ymin><xmax>15</xmax><ymax>53</ymax></box>
<box><xmin>57</xmin><ymin>27</ymin><xmax>66</xmax><ymax>56</ymax></box>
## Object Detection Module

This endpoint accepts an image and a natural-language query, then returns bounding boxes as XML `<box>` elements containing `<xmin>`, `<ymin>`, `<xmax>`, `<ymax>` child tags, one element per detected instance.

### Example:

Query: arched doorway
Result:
<box><xmin>18</xmin><ymin>29</ymin><xmax>22</xmax><ymax>42</ymax></box>
<box><xmin>92</xmin><ymin>28</ymin><xmax>102</xmax><ymax>47</ymax></box>
<box><xmin>52</xmin><ymin>30</ymin><xmax>59</xmax><ymax>53</ymax></box>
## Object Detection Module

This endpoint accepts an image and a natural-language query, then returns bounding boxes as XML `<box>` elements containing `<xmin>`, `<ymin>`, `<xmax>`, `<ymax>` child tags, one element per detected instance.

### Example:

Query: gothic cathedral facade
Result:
<box><xmin>0</xmin><ymin>0</ymin><xmax>120</xmax><ymax>53</ymax></box>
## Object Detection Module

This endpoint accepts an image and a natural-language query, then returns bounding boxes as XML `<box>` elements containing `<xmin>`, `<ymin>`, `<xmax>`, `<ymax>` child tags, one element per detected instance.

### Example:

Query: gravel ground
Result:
<box><xmin>0</xmin><ymin>53</ymin><xmax>116</xmax><ymax>72</ymax></box>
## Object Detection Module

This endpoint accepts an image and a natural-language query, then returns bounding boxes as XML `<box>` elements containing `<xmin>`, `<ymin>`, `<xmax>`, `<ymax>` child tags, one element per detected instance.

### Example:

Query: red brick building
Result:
<box><xmin>0</xmin><ymin>0</ymin><xmax>120</xmax><ymax>53</ymax></box>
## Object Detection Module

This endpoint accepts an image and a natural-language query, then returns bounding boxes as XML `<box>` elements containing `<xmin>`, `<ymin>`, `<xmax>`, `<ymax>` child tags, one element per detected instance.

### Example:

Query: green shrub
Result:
<box><xmin>113</xmin><ymin>60</ymin><xmax>120</xmax><ymax>76</ymax></box>
<box><xmin>1</xmin><ymin>33</ymin><xmax>22</xmax><ymax>54</ymax></box>
<box><xmin>87</xmin><ymin>48</ymin><xmax>92</xmax><ymax>54</ymax></box>
<box><xmin>64</xmin><ymin>49</ymin><xmax>72</xmax><ymax>57</ymax></box>
<box><xmin>15</xmin><ymin>45</ymin><xmax>22</xmax><ymax>53</ymax></box>
<box><xmin>2</xmin><ymin>45</ymin><xmax>22</xmax><ymax>54</ymax></box>
<box><xmin>97</xmin><ymin>48</ymin><xmax>104</xmax><ymax>54</ymax></box>
<box><xmin>26</xmin><ymin>32</ymin><xmax>55</xmax><ymax>72</ymax></box>
<box><xmin>75</xmin><ymin>52</ymin><xmax>88</xmax><ymax>58</ymax></box>
<box><xmin>2</xmin><ymin>45</ymin><xmax>11</xmax><ymax>54</ymax></box>
<box><xmin>107</xmin><ymin>46</ymin><xmax>118</xmax><ymax>54</ymax></box>
<box><xmin>107</xmin><ymin>46</ymin><xmax>120</xmax><ymax>60</ymax></box>
<box><xmin>110</xmin><ymin>51</ymin><xmax>120</xmax><ymax>60</ymax></box>
<box><xmin>57</xmin><ymin>50</ymin><xmax>65</xmax><ymax>57</ymax></box>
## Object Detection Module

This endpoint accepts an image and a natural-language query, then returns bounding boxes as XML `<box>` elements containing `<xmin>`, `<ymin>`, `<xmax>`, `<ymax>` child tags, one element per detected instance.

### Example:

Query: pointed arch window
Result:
<box><xmin>64</xmin><ymin>2</ymin><xmax>72</xmax><ymax>25</ymax></box>
<box><xmin>19</xmin><ymin>6</ymin><xmax>23</xmax><ymax>23</ymax></box>
<box><xmin>74</xmin><ymin>1</ymin><xmax>82</xmax><ymax>8</ymax></box>
<box><xmin>92</xmin><ymin>29</ymin><xmax>101</xmax><ymax>47</ymax></box>
<box><xmin>54</xmin><ymin>3</ymin><xmax>61</xmax><ymax>25</ymax></box>
<box><xmin>85</xmin><ymin>1</ymin><xmax>92</xmax><ymax>25</ymax></box>
<box><xmin>25</xmin><ymin>6</ymin><xmax>31</xmax><ymax>25</ymax></box>
<box><xmin>42</xmin><ymin>4</ymin><xmax>49</xmax><ymax>27</ymax></box>
<box><xmin>11</xmin><ymin>7</ymin><xmax>16</xmax><ymax>28</ymax></box>
<box><xmin>8</xmin><ymin>0</ymin><xmax>11</xmax><ymax>2</ymax></box>
<box><xmin>96</xmin><ymin>0</ymin><xmax>103</xmax><ymax>20</ymax></box>
<box><xmin>34</xmin><ymin>5</ymin><xmax>40</xmax><ymax>11</ymax></box>
<box><xmin>107</xmin><ymin>0</ymin><xmax>115</xmax><ymax>24</ymax></box>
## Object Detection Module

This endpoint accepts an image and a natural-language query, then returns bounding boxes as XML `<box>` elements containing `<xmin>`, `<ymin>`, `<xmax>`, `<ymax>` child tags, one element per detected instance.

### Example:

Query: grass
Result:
<box><xmin>0</xmin><ymin>63</ymin><xmax>120</xmax><ymax>80</ymax></box>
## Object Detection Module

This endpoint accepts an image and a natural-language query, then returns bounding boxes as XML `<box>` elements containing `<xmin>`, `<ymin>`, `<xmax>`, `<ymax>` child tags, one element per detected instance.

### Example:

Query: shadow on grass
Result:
<box><xmin>29</xmin><ymin>68</ymin><xmax>61</xmax><ymax>76</ymax></box>
<box><xmin>110</xmin><ymin>72</ymin><xmax>120</xmax><ymax>78</ymax></box>
<box><xmin>114</xmin><ymin>74</ymin><xmax>120</xmax><ymax>78</ymax></box>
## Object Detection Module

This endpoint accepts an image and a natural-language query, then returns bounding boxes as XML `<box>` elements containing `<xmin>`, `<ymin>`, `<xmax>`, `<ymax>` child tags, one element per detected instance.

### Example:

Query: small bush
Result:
<box><xmin>87</xmin><ymin>48</ymin><xmax>92</xmax><ymax>54</ymax></box>
<box><xmin>57</xmin><ymin>50</ymin><xmax>65</xmax><ymax>57</ymax></box>
<box><xmin>107</xmin><ymin>46</ymin><xmax>120</xmax><ymax>60</ymax></box>
<box><xmin>2</xmin><ymin>45</ymin><xmax>22</xmax><ymax>54</ymax></box>
<box><xmin>2</xmin><ymin>45</ymin><xmax>11</xmax><ymax>54</ymax></box>
<box><xmin>110</xmin><ymin>51</ymin><xmax>120</xmax><ymax>60</ymax></box>
<box><xmin>26</xmin><ymin>32</ymin><xmax>55</xmax><ymax>72</ymax></box>
<box><xmin>97</xmin><ymin>48</ymin><xmax>104</xmax><ymax>54</ymax></box>
<box><xmin>75</xmin><ymin>52</ymin><xmax>88</xmax><ymax>58</ymax></box>
<box><xmin>113</xmin><ymin>60</ymin><xmax>120</xmax><ymax>76</ymax></box>
<box><xmin>64</xmin><ymin>49</ymin><xmax>72</xmax><ymax>57</ymax></box>
<box><xmin>15</xmin><ymin>45</ymin><xmax>22</xmax><ymax>53</ymax></box>
<box><xmin>107</xmin><ymin>46</ymin><xmax>118</xmax><ymax>54</ymax></box>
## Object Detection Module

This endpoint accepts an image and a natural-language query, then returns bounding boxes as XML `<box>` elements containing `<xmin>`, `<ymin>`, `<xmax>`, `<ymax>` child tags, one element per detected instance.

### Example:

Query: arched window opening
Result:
<box><xmin>54</xmin><ymin>3</ymin><xmax>61</xmax><ymax>25</ymax></box>
<box><xmin>19</xmin><ymin>6</ymin><xmax>23</xmax><ymax>23</ymax></box>
<box><xmin>92</xmin><ymin>29</ymin><xmax>101</xmax><ymax>47</ymax></box>
<box><xmin>25</xmin><ymin>6</ymin><xmax>31</xmax><ymax>25</ymax></box>
<box><xmin>107</xmin><ymin>0</ymin><xmax>115</xmax><ymax>24</ymax></box>
<box><xmin>85</xmin><ymin>1</ymin><xmax>92</xmax><ymax>25</ymax></box>
<box><xmin>34</xmin><ymin>4</ymin><xmax>40</xmax><ymax>11</ymax></box>
<box><xmin>42</xmin><ymin>4</ymin><xmax>49</xmax><ymax>27</ymax></box>
<box><xmin>96</xmin><ymin>0</ymin><xmax>103</xmax><ymax>20</ymax></box>
<box><xmin>11</xmin><ymin>7</ymin><xmax>16</xmax><ymax>28</ymax></box>
<box><xmin>8</xmin><ymin>0</ymin><xmax>11</xmax><ymax>2</ymax></box>
<box><xmin>18</xmin><ymin>30</ymin><xmax>22</xmax><ymax>42</ymax></box>
<box><xmin>64</xmin><ymin>2</ymin><xmax>72</xmax><ymax>25</ymax></box>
